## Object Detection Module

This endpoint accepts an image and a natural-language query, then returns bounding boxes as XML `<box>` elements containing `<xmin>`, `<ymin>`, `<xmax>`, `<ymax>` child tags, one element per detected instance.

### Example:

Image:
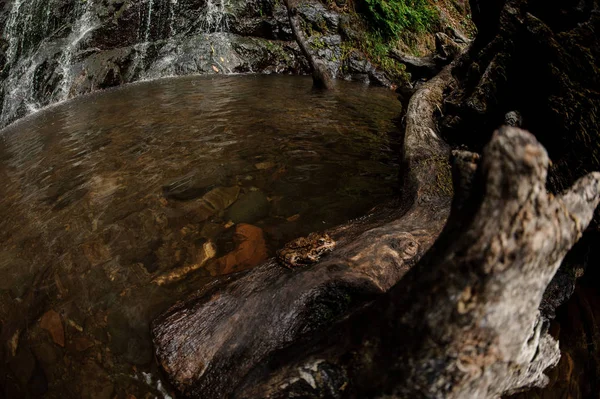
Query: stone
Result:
<box><xmin>162</xmin><ymin>171</ymin><xmax>221</xmax><ymax>201</ymax></box>
<box><xmin>39</xmin><ymin>310</ymin><xmax>65</xmax><ymax>347</ymax></box>
<box><xmin>225</xmin><ymin>190</ymin><xmax>270</xmax><ymax>223</ymax></box>
<box><xmin>152</xmin><ymin>241</ymin><xmax>217</xmax><ymax>285</ymax></box>
<box><xmin>255</xmin><ymin>161</ymin><xmax>276</xmax><ymax>170</ymax></box>
<box><xmin>208</xmin><ymin>224</ymin><xmax>268</xmax><ymax>275</ymax></box>
<box><xmin>202</xmin><ymin>186</ymin><xmax>240</xmax><ymax>211</ymax></box>
<box><xmin>73</xmin><ymin>336</ymin><xmax>95</xmax><ymax>352</ymax></box>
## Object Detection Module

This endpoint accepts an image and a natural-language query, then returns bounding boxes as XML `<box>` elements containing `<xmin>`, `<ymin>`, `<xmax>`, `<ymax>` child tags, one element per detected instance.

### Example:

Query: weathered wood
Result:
<box><xmin>282</xmin><ymin>0</ymin><xmax>334</xmax><ymax>89</ymax></box>
<box><xmin>151</xmin><ymin>61</ymin><xmax>461</xmax><ymax>399</ymax></box>
<box><xmin>233</xmin><ymin>127</ymin><xmax>600</xmax><ymax>399</ymax></box>
<box><xmin>388</xmin><ymin>50</ymin><xmax>438</xmax><ymax>79</ymax></box>
<box><xmin>389</xmin><ymin>33</ymin><xmax>465</xmax><ymax>80</ymax></box>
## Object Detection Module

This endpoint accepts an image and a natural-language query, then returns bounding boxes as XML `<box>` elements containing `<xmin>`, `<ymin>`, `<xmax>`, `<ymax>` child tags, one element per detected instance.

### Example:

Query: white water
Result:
<box><xmin>3</xmin><ymin>0</ymin><xmax>24</xmax><ymax>65</ymax></box>
<box><xmin>202</xmin><ymin>0</ymin><xmax>231</xmax><ymax>32</ymax></box>
<box><xmin>0</xmin><ymin>0</ymin><xmax>98</xmax><ymax>126</ymax></box>
<box><xmin>57</xmin><ymin>0</ymin><xmax>99</xmax><ymax>99</ymax></box>
<box><xmin>0</xmin><ymin>0</ymin><xmax>240</xmax><ymax>128</ymax></box>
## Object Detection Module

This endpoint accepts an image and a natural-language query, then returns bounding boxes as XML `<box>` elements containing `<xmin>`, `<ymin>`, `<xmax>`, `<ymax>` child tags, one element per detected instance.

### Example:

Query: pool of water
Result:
<box><xmin>0</xmin><ymin>75</ymin><xmax>401</xmax><ymax>397</ymax></box>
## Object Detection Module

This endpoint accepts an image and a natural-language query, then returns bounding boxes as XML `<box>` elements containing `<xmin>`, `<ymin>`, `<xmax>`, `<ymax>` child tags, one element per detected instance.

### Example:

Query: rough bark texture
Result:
<box><xmin>233</xmin><ymin>128</ymin><xmax>600</xmax><ymax>399</ymax></box>
<box><xmin>446</xmin><ymin>1</ymin><xmax>600</xmax><ymax>395</ymax></box>
<box><xmin>151</xmin><ymin>1</ymin><xmax>600</xmax><ymax>397</ymax></box>
<box><xmin>151</xmin><ymin>61</ymin><xmax>459</xmax><ymax>398</ymax></box>
<box><xmin>283</xmin><ymin>0</ymin><xmax>334</xmax><ymax>89</ymax></box>
<box><xmin>389</xmin><ymin>32</ymin><xmax>466</xmax><ymax>80</ymax></box>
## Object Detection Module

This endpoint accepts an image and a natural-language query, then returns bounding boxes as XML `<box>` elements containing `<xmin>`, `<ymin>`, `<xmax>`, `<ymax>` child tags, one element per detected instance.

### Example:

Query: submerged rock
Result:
<box><xmin>208</xmin><ymin>223</ymin><xmax>268</xmax><ymax>275</ymax></box>
<box><xmin>225</xmin><ymin>190</ymin><xmax>270</xmax><ymax>223</ymax></box>
<box><xmin>39</xmin><ymin>310</ymin><xmax>65</xmax><ymax>348</ymax></box>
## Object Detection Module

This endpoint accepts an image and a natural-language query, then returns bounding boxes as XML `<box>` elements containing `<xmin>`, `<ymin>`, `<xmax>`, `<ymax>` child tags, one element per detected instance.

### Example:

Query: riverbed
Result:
<box><xmin>0</xmin><ymin>75</ymin><xmax>401</xmax><ymax>397</ymax></box>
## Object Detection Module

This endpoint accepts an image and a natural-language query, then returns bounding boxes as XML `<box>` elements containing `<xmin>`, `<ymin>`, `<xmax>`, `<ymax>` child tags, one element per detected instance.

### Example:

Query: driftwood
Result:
<box><xmin>232</xmin><ymin>127</ymin><xmax>600</xmax><ymax>398</ymax></box>
<box><xmin>282</xmin><ymin>0</ymin><xmax>334</xmax><ymax>89</ymax></box>
<box><xmin>151</xmin><ymin>60</ymin><xmax>460</xmax><ymax>398</ymax></box>
<box><xmin>388</xmin><ymin>50</ymin><xmax>438</xmax><ymax>79</ymax></box>
<box><xmin>151</xmin><ymin>26</ymin><xmax>600</xmax><ymax>395</ymax></box>
<box><xmin>389</xmin><ymin>32</ymin><xmax>466</xmax><ymax>80</ymax></box>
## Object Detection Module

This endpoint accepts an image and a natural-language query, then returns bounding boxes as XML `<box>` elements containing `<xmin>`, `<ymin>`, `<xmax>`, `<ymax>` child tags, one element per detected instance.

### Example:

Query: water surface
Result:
<box><xmin>0</xmin><ymin>75</ymin><xmax>401</xmax><ymax>397</ymax></box>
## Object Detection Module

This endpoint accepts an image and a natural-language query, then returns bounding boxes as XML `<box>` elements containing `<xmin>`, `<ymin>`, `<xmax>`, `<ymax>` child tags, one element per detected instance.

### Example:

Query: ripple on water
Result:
<box><xmin>0</xmin><ymin>75</ymin><xmax>401</xmax><ymax>397</ymax></box>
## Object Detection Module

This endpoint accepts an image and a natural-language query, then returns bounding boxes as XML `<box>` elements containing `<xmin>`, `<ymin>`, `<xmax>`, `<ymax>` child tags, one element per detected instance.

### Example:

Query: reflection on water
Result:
<box><xmin>0</xmin><ymin>75</ymin><xmax>400</xmax><ymax>397</ymax></box>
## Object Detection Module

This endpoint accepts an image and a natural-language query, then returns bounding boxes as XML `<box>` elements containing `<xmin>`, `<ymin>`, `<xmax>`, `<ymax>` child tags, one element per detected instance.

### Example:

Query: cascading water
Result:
<box><xmin>56</xmin><ymin>0</ymin><xmax>99</xmax><ymax>99</ymax></box>
<box><xmin>3</xmin><ymin>0</ymin><xmax>25</xmax><ymax>64</ymax></box>
<box><xmin>135</xmin><ymin>0</ymin><xmax>155</xmax><ymax>71</ymax></box>
<box><xmin>1</xmin><ymin>0</ymin><xmax>52</xmax><ymax>125</ymax></box>
<box><xmin>0</xmin><ymin>0</ymin><xmax>312</xmax><ymax>128</ymax></box>
<box><xmin>201</xmin><ymin>0</ymin><xmax>231</xmax><ymax>33</ymax></box>
<box><xmin>0</xmin><ymin>0</ymin><xmax>99</xmax><ymax>126</ymax></box>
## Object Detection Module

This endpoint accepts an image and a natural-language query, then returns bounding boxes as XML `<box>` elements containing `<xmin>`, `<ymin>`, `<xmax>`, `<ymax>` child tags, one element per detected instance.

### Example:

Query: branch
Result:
<box><xmin>151</xmin><ymin>55</ymin><xmax>465</xmax><ymax>399</ymax></box>
<box><xmin>282</xmin><ymin>0</ymin><xmax>334</xmax><ymax>89</ymax></box>
<box><xmin>234</xmin><ymin>127</ymin><xmax>600</xmax><ymax>398</ymax></box>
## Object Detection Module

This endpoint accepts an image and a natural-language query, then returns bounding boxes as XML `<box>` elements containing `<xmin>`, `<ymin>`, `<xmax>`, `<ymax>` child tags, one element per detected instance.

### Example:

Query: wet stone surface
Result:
<box><xmin>0</xmin><ymin>75</ymin><xmax>401</xmax><ymax>397</ymax></box>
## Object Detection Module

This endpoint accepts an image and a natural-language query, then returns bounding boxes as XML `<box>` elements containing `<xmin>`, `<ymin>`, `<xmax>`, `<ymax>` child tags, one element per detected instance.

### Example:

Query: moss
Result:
<box><xmin>361</xmin><ymin>0</ymin><xmax>439</xmax><ymax>40</ymax></box>
<box><xmin>310</xmin><ymin>36</ymin><xmax>327</xmax><ymax>50</ymax></box>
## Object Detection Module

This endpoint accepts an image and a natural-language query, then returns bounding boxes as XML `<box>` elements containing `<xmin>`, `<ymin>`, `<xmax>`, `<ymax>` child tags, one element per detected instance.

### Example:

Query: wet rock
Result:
<box><xmin>152</xmin><ymin>241</ymin><xmax>217</xmax><ymax>285</ymax></box>
<box><xmin>202</xmin><ymin>186</ymin><xmax>240</xmax><ymax>211</ymax></box>
<box><xmin>208</xmin><ymin>224</ymin><xmax>268</xmax><ymax>275</ymax></box>
<box><xmin>39</xmin><ymin>310</ymin><xmax>65</xmax><ymax>347</ymax></box>
<box><xmin>343</xmin><ymin>50</ymin><xmax>391</xmax><ymax>86</ymax></box>
<box><xmin>73</xmin><ymin>336</ymin><xmax>95</xmax><ymax>352</ymax></box>
<box><xmin>162</xmin><ymin>169</ymin><xmax>226</xmax><ymax>201</ymax></box>
<box><xmin>255</xmin><ymin>161</ymin><xmax>276</xmax><ymax>170</ymax></box>
<box><xmin>225</xmin><ymin>190</ymin><xmax>270</xmax><ymax>224</ymax></box>
<box><xmin>31</xmin><ymin>341</ymin><xmax>60</xmax><ymax>369</ymax></box>
<box><xmin>297</xmin><ymin>1</ymin><xmax>339</xmax><ymax>33</ymax></box>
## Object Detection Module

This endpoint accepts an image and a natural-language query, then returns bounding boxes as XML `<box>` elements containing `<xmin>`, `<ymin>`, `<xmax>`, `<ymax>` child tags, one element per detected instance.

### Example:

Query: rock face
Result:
<box><xmin>445</xmin><ymin>0</ymin><xmax>600</xmax><ymax>193</ymax></box>
<box><xmin>0</xmin><ymin>0</ymin><xmax>357</xmax><ymax>128</ymax></box>
<box><xmin>444</xmin><ymin>1</ymin><xmax>600</xmax><ymax>397</ymax></box>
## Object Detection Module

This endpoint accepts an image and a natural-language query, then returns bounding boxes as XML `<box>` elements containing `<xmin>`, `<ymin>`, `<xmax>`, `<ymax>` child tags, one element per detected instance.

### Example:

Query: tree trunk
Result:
<box><xmin>282</xmin><ymin>0</ymin><xmax>334</xmax><ymax>89</ymax></box>
<box><xmin>234</xmin><ymin>127</ymin><xmax>600</xmax><ymax>398</ymax></box>
<box><xmin>151</xmin><ymin>1</ymin><xmax>600</xmax><ymax>397</ymax></box>
<box><xmin>151</xmin><ymin>60</ymin><xmax>460</xmax><ymax>398</ymax></box>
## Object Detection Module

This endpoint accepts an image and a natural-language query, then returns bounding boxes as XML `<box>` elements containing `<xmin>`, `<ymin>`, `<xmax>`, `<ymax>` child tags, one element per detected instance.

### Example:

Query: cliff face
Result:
<box><xmin>0</xmin><ymin>0</ymin><xmax>474</xmax><ymax>129</ymax></box>
<box><xmin>0</xmin><ymin>0</ymin><xmax>344</xmax><ymax>127</ymax></box>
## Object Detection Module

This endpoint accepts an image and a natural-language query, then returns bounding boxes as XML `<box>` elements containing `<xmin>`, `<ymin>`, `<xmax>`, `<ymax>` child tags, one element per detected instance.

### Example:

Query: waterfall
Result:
<box><xmin>168</xmin><ymin>0</ymin><xmax>179</xmax><ymax>36</ymax></box>
<box><xmin>0</xmin><ymin>0</ymin><xmax>298</xmax><ymax>129</ymax></box>
<box><xmin>3</xmin><ymin>0</ymin><xmax>24</xmax><ymax>65</ymax></box>
<box><xmin>201</xmin><ymin>0</ymin><xmax>231</xmax><ymax>33</ymax></box>
<box><xmin>57</xmin><ymin>0</ymin><xmax>99</xmax><ymax>99</ymax></box>
<box><xmin>0</xmin><ymin>0</ymin><xmax>98</xmax><ymax>126</ymax></box>
<box><xmin>132</xmin><ymin>0</ymin><xmax>156</xmax><ymax>75</ymax></box>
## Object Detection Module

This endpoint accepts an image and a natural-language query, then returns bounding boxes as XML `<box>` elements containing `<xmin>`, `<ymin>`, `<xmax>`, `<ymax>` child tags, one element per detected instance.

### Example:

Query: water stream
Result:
<box><xmin>0</xmin><ymin>75</ymin><xmax>401</xmax><ymax>397</ymax></box>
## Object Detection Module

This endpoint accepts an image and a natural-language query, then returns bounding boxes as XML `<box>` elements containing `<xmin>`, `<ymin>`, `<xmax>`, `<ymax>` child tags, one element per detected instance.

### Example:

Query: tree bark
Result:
<box><xmin>233</xmin><ymin>127</ymin><xmax>600</xmax><ymax>399</ymax></box>
<box><xmin>282</xmin><ymin>0</ymin><xmax>334</xmax><ymax>89</ymax></box>
<box><xmin>151</xmin><ymin>60</ymin><xmax>460</xmax><ymax>398</ymax></box>
<box><xmin>151</xmin><ymin>2</ymin><xmax>600</xmax><ymax>397</ymax></box>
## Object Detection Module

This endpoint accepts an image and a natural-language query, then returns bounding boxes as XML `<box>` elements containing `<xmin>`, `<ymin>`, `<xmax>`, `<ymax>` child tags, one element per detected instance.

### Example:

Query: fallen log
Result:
<box><xmin>234</xmin><ymin>127</ymin><xmax>600</xmax><ymax>398</ymax></box>
<box><xmin>282</xmin><ymin>0</ymin><xmax>334</xmax><ymax>89</ymax></box>
<box><xmin>151</xmin><ymin>61</ymin><xmax>460</xmax><ymax>398</ymax></box>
